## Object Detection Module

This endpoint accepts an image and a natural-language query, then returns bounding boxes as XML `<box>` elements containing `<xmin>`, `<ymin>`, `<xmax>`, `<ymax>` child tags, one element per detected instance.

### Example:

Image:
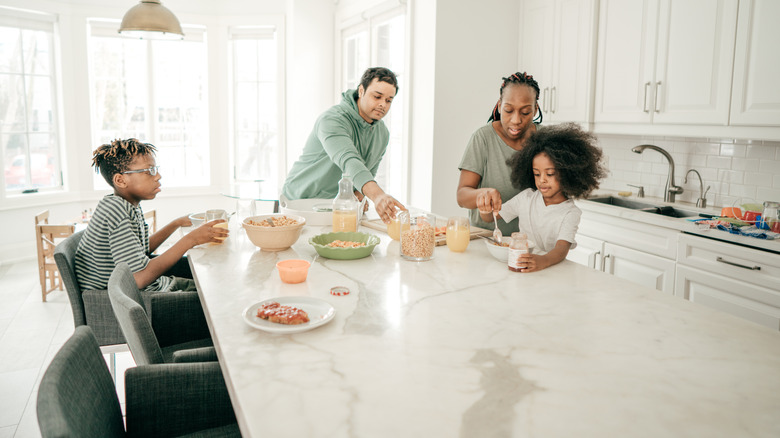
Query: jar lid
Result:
<box><xmin>763</xmin><ymin>201</ymin><xmax>780</xmax><ymax>208</ymax></box>
<box><xmin>330</xmin><ymin>286</ymin><xmax>350</xmax><ymax>296</ymax></box>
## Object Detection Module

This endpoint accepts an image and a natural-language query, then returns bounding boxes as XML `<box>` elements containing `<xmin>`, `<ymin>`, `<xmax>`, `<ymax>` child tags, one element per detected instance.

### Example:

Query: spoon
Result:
<box><xmin>492</xmin><ymin>211</ymin><xmax>502</xmax><ymax>244</ymax></box>
<box><xmin>266</xmin><ymin>218</ymin><xmax>275</xmax><ymax>227</ymax></box>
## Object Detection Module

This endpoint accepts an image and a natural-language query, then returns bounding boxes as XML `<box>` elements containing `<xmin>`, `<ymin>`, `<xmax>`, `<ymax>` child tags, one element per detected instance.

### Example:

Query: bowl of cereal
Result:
<box><xmin>309</xmin><ymin>231</ymin><xmax>380</xmax><ymax>260</ymax></box>
<box><xmin>242</xmin><ymin>214</ymin><xmax>306</xmax><ymax>251</ymax></box>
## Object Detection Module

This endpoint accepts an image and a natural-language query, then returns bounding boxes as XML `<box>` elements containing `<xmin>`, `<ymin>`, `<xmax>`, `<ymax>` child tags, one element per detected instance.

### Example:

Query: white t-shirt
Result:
<box><xmin>499</xmin><ymin>188</ymin><xmax>581</xmax><ymax>254</ymax></box>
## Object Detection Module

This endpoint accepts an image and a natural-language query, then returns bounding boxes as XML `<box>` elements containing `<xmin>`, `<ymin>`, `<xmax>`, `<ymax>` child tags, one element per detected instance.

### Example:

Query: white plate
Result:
<box><xmin>242</xmin><ymin>296</ymin><xmax>336</xmax><ymax>334</ymax></box>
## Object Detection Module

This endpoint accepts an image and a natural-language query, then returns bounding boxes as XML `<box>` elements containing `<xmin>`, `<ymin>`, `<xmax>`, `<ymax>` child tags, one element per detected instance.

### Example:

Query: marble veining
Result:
<box><xmin>189</xmin><ymin>223</ymin><xmax>780</xmax><ymax>438</ymax></box>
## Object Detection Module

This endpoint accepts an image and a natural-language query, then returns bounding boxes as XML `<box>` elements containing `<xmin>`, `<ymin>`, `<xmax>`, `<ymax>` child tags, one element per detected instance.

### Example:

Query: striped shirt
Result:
<box><xmin>75</xmin><ymin>194</ymin><xmax>172</xmax><ymax>291</ymax></box>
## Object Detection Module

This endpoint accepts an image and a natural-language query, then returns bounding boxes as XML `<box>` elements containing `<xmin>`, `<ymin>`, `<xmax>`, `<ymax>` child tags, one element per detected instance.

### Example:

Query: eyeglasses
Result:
<box><xmin>122</xmin><ymin>166</ymin><xmax>160</xmax><ymax>176</ymax></box>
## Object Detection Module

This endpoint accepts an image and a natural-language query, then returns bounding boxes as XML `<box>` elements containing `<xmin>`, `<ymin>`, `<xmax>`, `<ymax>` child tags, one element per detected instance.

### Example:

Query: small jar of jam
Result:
<box><xmin>507</xmin><ymin>232</ymin><xmax>528</xmax><ymax>272</ymax></box>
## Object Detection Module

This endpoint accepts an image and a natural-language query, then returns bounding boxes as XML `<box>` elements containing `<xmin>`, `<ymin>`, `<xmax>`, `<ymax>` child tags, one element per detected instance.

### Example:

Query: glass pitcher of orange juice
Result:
<box><xmin>332</xmin><ymin>174</ymin><xmax>359</xmax><ymax>232</ymax></box>
<box><xmin>445</xmin><ymin>216</ymin><xmax>470</xmax><ymax>252</ymax></box>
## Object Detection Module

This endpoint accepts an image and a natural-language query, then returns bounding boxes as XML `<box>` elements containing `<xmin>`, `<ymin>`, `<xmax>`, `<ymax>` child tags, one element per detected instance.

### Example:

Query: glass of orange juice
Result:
<box><xmin>445</xmin><ymin>216</ymin><xmax>470</xmax><ymax>252</ymax></box>
<box><xmin>206</xmin><ymin>209</ymin><xmax>229</xmax><ymax>243</ymax></box>
<box><xmin>387</xmin><ymin>215</ymin><xmax>409</xmax><ymax>241</ymax></box>
<box><xmin>332</xmin><ymin>209</ymin><xmax>358</xmax><ymax>232</ymax></box>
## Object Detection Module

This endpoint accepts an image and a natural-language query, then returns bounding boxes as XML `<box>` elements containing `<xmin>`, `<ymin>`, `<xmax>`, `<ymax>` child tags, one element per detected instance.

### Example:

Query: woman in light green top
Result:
<box><xmin>457</xmin><ymin>72</ymin><xmax>543</xmax><ymax>236</ymax></box>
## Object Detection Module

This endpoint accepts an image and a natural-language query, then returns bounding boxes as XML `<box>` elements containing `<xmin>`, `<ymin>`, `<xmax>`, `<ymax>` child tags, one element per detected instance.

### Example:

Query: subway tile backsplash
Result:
<box><xmin>597</xmin><ymin>134</ymin><xmax>780</xmax><ymax>208</ymax></box>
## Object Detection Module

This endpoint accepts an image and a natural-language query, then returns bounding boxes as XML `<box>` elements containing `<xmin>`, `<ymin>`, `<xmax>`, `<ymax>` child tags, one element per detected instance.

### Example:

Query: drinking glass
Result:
<box><xmin>446</xmin><ymin>216</ymin><xmax>470</xmax><ymax>252</ymax></box>
<box><xmin>206</xmin><ymin>209</ymin><xmax>228</xmax><ymax>243</ymax></box>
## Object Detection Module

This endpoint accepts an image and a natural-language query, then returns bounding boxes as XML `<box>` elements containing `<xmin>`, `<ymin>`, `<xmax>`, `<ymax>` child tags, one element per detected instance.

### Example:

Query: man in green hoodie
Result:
<box><xmin>281</xmin><ymin>67</ymin><xmax>406</xmax><ymax>223</ymax></box>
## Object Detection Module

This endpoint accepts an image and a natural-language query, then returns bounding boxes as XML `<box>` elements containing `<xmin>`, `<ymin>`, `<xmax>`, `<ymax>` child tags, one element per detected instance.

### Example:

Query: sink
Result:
<box><xmin>587</xmin><ymin>196</ymin><xmax>699</xmax><ymax>218</ymax></box>
<box><xmin>588</xmin><ymin>196</ymin><xmax>661</xmax><ymax>210</ymax></box>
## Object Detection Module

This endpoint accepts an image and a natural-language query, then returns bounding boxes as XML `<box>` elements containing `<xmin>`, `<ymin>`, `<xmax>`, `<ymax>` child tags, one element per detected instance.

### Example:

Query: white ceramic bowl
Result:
<box><xmin>188</xmin><ymin>212</ymin><xmax>206</xmax><ymax>227</ymax></box>
<box><xmin>484</xmin><ymin>236</ymin><xmax>511</xmax><ymax>262</ymax></box>
<box><xmin>279</xmin><ymin>197</ymin><xmax>333</xmax><ymax>226</ymax></box>
<box><xmin>242</xmin><ymin>214</ymin><xmax>306</xmax><ymax>251</ymax></box>
<box><xmin>484</xmin><ymin>237</ymin><xmax>535</xmax><ymax>262</ymax></box>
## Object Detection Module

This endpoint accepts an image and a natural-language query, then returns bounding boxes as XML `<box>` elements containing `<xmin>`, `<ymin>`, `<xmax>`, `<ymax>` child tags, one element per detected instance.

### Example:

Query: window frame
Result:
<box><xmin>336</xmin><ymin>3</ymin><xmax>410</xmax><ymax>204</ymax></box>
<box><xmin>86</xmin><ymin>19</ymin><xmax>210</xmax><ymax>189</ymax></box>
<box><xmin>0</xmin><ymin>7</ymin><xmax>64</xmax><ymax>199</ymax></box>
<box><xmin>227</xmin><ymin>19</ymin><xmax>286</xmax><ymax>191</ymax></box>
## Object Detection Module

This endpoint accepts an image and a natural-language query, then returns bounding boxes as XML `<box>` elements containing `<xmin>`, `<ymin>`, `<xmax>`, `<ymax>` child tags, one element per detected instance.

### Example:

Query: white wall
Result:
<box><xmin>410</xmin><ymin>0</ymin><xmax>520</xmax><ymax>217</ymax></box>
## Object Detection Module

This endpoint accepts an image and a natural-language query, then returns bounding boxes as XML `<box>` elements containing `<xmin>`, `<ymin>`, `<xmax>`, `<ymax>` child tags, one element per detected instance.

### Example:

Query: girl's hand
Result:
<box><xmin>515</xmin><ymin>253</ymin><xmax>552</xmax><ymax>273</ymax></box>
<box><xmin>186</xmin><ymin>220</ymin><xmax>229</xmax><ymax>246</ymax></box>
<box><xmin>476</xmin><ymin>188</ymin><xmax>502</xmax><ymax>214</ymax></box>
<box><xmin>177</xmin><ymin>215</ymin><xmax>193</xmax><ymax>228</ymax></box>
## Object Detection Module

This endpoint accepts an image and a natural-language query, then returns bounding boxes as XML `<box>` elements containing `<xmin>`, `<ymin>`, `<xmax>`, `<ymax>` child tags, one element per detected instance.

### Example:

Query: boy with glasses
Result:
<box><xmin>75</xmin><ymin>138</ymin><xmax>227</xmax><ymax>292</ymax></box>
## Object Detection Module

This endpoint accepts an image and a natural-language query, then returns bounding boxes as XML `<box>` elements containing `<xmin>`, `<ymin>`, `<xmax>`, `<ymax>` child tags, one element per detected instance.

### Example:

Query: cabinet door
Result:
<box><xmin>675</xmin><ymin>265</ymin><xmax>780</xmax><ymax>330</ymax></box>
<box><xmin>566</xmin><ymin>234</ymin><xmax>603</xmax><ymax>269</ymax></box>
<box><xmin>594</xmin><ymin>0</ymin><xmax>657</xmax><ymax>123</ymax></box>
<box><xmin>549</xmin><ymin>0</ymin><xmax>596</xmax><ymax>123</ymax></box>
<box><xmin>652</xmin><ymin>0</ymin><xmax>737</xmax><ymax>125</ymax></box>
<box><xmin>730</xmin><ymin>0</ymin><xmax>780</xmax><ymax>126</ymax></box>
<box><xmin>603</xmin><ymin>242</ymin><xmax>675</xmax><ymax>294</ymax></box>
<box><xmin>519</xmin><ymin>0</ymin><xmax>555</xmax><ymax>114</ymax></box>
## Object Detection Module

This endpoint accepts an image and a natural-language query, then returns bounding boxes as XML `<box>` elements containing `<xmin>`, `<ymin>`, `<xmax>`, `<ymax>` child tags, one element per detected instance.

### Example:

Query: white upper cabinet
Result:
<box><xmin>730</xmin><ymin>0</ymin><xmax>780</xmax><ymax>126</ymax></box>
<box><xmin>594</xmin><ymin>0</ymin><xmax>738</xmax><ymax>125</ymax></box>
<box><xmin>519</xmin><ymin>0</ymin><xmax>596</xmax><ymax>124</ymax></box>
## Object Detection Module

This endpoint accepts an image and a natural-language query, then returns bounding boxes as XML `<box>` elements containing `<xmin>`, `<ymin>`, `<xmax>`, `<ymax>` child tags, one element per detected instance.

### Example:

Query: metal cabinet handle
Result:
<box><xmin>654</xmin><ymin>81</ymin><xmax>662</xmax><ymax>113</ymax></box>
<box><xmin>601</xmin><ymin>253</ymin><xmax>611</xmax><ymax>272</ymax></box>
<box><xmin>590</xmin><ymin>250</ymin><xmax>601</xmax><ymax>270</ymax></box>
<box><xmin>551</xmin><ymin>86</ymin><xmax>556</xmax><ymax>114</ymax></box>
<box><xmin>643</xmin><ymin>82</ymin><xmax>651</xmax><ymax>112</ymax></box>
<box><xmin>716</xmin><ymin>256</ymin><xmax>760</xmax><ymax>271</ymax></box>
<box><xmin>543</xmin><ymin>87</ymin><xmax>549</xmax><ymax>112</ymax></box>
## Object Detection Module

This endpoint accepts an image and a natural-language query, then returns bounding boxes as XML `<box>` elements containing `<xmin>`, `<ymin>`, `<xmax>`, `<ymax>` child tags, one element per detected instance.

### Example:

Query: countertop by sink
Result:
<box><xmin>577</xmin><ymin>190</ymin><xmax>780</xmax><ymax>254</ymax></box>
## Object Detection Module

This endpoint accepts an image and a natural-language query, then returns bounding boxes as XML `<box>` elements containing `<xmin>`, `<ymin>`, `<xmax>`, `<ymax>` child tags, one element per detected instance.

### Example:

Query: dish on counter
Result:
<box><xmin>242</xmin><ymin>214</ymin><xmax>306</xmax><ymax>251</ymax></box>
<box><xmin>242</xmin><ymin>296</ymin><xmax>335</xmax><ymax>334</ymax></box>
<box><xmin>484</xmin><ymin>237</ymin><xmax>535</xmax><ymax>262</ymax></box>
<box><xmin>309</xmin><ymin>231</ymin><xmax>380</xmax><ymax>259</ymax></box>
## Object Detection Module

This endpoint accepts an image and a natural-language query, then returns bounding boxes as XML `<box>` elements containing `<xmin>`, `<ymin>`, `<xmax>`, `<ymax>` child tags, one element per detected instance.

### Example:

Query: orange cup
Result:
<box><xmin>276</xmin><ymin>259</ymin><xmax>310</xmax><ymax>284</ymax></box>
<box><xmin>720</xmin><ymin>207</ymin><xmax>742</xmax><ymax>218</ymax></box>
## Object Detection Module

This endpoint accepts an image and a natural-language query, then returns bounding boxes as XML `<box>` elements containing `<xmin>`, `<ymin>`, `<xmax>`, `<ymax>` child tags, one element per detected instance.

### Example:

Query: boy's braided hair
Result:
<box><xmin>488</xmin><ymin>71</ymin><xmax>542</xmax><ymax>124</ymax></box>
<box><xmin>92</xmin><ymin>138</ymin><xmax>156</xmax><ymax>187</ymax></box>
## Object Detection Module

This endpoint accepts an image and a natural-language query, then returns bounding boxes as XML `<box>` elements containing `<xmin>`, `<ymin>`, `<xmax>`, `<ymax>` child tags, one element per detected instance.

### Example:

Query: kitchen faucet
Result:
<box><xmin>631</xmin><ymin>144</ymin><xmax>683</xmax><ymax>202</ymax></box>
<box><xmin>684</xmin><ymin>169</ymin><xmax>710</xmax><ymax>208</ymax></box>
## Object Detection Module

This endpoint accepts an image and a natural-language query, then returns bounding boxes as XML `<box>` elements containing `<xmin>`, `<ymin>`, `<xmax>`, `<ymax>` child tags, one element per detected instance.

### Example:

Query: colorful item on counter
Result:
<box><xmin>715</xmin><ymin>224</ymin><xmax>779</xmax><ymax>240</ymax></box>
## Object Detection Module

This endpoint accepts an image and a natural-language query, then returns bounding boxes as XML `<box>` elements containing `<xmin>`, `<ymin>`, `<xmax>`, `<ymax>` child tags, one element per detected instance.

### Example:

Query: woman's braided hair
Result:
<box><xmin>506</xmin><ymin>123</ymin><xmax>607</xmax><ymax>199</ymax></box>
<box><xmin>92</xmin><ymin>138</ymin><xmax>156</xmax><ymax>187</ymax></box>
<box><xmin>488</xmin><ymin>71</ymin><xmax>542</xmax><ymax>124</ymax></box>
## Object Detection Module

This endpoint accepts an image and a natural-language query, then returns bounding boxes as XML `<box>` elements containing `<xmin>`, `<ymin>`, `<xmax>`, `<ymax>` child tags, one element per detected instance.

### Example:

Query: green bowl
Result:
<box><xmin>309</xmin><ymin>232</ymin><xmax>380</xmax><ymax>260</ymax></box>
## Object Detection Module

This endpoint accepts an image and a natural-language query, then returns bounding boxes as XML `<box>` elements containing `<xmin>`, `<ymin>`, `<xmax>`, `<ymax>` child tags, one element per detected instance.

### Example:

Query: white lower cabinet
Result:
<box><xmin>567</xmin><ymin>210</ymin><xmax>678</xmax><ymax>294</ymax></box>
<box><xmin>676</xmin><ymin>233</ymin><xmax>780</xmax><ymax>330</ymax></box>
<box><xmin>675</xmin><ymin>265</ymin><xmax>780</xmax><ymax>330</ymax></box>
<box><xmin>603</xmin><ymin>242</ymin><xmax>676</xmax><ymax>294</ymax></box>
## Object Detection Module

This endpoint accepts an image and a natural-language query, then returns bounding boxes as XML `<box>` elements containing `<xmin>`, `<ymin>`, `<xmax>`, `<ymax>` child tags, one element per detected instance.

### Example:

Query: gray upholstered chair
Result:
<box><xmin>37</xmin><ymin>326</ymin><xmax>240</xmax><ymax>438</ymax></box>
<box><xmin>54</xmin><ymin>230</ymin><xmax>126</xmax><ymax>346</ymax></box>
<box><xmin>108</xmin><ymin>262</ymin><xmax>215</xmax><ymax>365</ymax></box>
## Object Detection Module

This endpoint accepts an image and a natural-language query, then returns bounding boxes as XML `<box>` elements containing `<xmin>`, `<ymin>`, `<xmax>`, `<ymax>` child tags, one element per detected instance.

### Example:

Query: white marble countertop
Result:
<box><xmin>577</xmin><ymin>191</ymin><xmax>780</xmax><ymax>254</ymax></box>
<box><xmin>189</xmin><ymin>222</ymin><xmax>780</xmax><ymax>438</ymax></box>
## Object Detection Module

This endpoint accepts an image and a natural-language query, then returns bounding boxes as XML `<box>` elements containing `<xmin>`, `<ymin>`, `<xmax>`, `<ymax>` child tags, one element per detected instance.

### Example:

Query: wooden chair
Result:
<box><xmin>35</xmin><ymin>210</ymin><xmax>74</xmax><ymax>302</ymax></box>
<box><xmin>144</xmin><ymin>208</ymin><xmax>157</xmax><ymax>233</ymax></box>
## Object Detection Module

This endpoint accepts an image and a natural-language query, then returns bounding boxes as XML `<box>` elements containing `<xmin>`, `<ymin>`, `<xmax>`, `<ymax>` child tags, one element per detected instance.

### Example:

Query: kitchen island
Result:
<box><xmin>189</xmin><ymin>221</ymin><xmax>780</xmax><ymax>438</ymax></box>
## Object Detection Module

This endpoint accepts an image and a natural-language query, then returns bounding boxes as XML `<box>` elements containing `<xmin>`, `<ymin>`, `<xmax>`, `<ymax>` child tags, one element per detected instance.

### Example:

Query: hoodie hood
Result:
<box><xmin>338</xmin><ymin>89</ymin><xmax>375</xmax><ymax>128</ymax></box>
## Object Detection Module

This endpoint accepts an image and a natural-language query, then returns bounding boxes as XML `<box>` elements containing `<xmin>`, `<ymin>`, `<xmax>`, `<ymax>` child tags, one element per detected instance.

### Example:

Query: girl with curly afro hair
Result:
<box><xmin>480</xmin><ymin>123</ymin><xmax>607</xmax><ymax>272</ymax></box>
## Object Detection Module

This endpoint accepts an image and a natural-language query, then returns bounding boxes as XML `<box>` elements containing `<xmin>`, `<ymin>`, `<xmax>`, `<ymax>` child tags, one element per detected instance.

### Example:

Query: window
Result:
<box><xmin>340</xmin><ymin>6</ymin><xmax>407</xmax><ymax>202</ymax></box>
<box><xmin>0</xmin><ymin>8</ymin><xmax>61</xmax><ymax>194</ymax></box>
<box><xmin>230</xmin><ymin>25</ymin><xmax>284</xmax><ymax>188</ymax></box>
<box><xmin>88</xmin><ymin>21</ymin><xmax>209</xmax><ymax>188</ymax></box>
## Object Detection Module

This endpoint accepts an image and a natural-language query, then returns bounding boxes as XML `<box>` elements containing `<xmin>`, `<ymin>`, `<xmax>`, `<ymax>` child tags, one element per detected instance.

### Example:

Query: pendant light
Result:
<box><xmin>118</xmin><ymin>0</ymin><xmax>184</xmax><ymax>40</ymax></box>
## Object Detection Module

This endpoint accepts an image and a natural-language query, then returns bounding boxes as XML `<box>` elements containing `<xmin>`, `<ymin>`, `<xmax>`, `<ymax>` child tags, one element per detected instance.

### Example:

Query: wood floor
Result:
<box><xmin>0</xmin><ymin>259</ymin><xmax>135</xmax><ymax>438</ymax></box>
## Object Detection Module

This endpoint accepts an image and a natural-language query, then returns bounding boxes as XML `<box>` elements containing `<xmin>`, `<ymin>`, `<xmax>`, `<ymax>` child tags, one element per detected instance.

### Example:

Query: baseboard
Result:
<box><xmin>0</xmin><ymin>243</ymin><xmax>36</xmax><ymax>265</ymax></box>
